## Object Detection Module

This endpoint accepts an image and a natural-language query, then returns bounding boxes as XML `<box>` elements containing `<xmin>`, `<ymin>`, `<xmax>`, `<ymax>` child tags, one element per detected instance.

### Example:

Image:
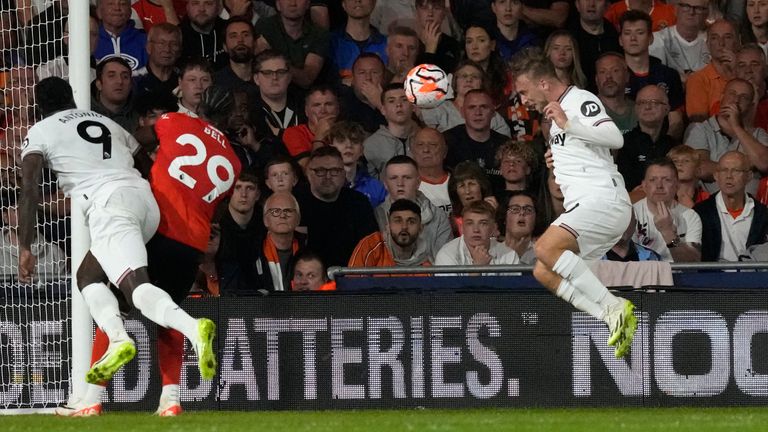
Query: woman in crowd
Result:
<box><xmin>544</xmin><ymin>30</ymin><xmax>586</xmax><ymax>89</ymax></box>
<box><xmin>464</xmin><ymin>24</ymin><xmax>511</xmax><ymax>105</ymax></box>
<box><xmin>447</xmin><ymin>161</ymin><xmax>497</xmax><ymax>236</ymax></box>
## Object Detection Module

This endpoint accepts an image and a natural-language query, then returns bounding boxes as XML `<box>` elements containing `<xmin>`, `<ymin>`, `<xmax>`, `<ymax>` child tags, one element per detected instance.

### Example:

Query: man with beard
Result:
<box><xmin>214</xmin><ymin>17</ymin><xmax>258</xmax><ymax>96</ymax></box>
<box><xmin>180</xmin><ymin>0</ymin><xmax>227</xmax><ymax>69</ymax></box>
<box><xmin>295</xmin><ymin>146</ymin><xmax>378</xmax><ymax>267</ymax></box>
<box><xmin>349</xmin><ymin>198</ymin><xmax>432</xmax><ymax>267</ymax></box>
<box><xmin>595</xmin><ymin>52</ymin><xmax>637</xmax><ymax>134</ymax></box>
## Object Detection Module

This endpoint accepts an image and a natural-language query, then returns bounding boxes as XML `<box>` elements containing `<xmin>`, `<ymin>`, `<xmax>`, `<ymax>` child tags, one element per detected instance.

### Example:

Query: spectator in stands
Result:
<box><xmin>419</xmin><ymin>59</ymin><xmax>512</xmax><ymax>136</ymax></box>
<box><xmin>448</xmin><ymin>161</ymin><xmax>498</xmax><ymax>236</ymax></box>
<box><xmin>620</xmin><ymin>10</ymin><xmax>685</xmax><ymax>140</ymax></box>
<box><xmin>135</xmin><ymin>23</ymin><xmax>182</xmax><ymax>99</ymax></box>
<box><xmin>375</xmin><ymin>156</ymin><xmax>452</xmax><ymax>262</ymax></box>
<box><xmin>328</xmin><ymin>121</ymin><xmax>387</xmax><ymax>207</ymax></box>
<box><xmin>604</xmin><ymin>209</ymin><xmax>661</xmax><ymax>261</ymax></box>
<box><xmin>435</xmin><ymin>200</ymin><xmax>519</xmax><ymax>267</ymax></box>
<box><xmin>226</xmin><ymin>89</ymin><xmax>286</xmax><ymax>171</ymax></box>
<box><xmin>371</xmin><ymin>0</ymin><xmax>416</xmax><ymax>35</ymax></box>
<box><xmin>648</xmin><ymin>0</ymin><xmax>709</xmax><ymax>84</ymax></box>
<box><xmin>363</xmin><ymin>83</ymin><xmax>419</xmax><ymax>180</ymax></box>
<box><xmin>295</xmin><ymin>146</ymin><xmax>378</xmax><ymax>267</ymax></box>
<box><xmin>500</xmin><ymin>190</ymin><xmax>537</xmax><ymax>264</ymax></box>
<box><xmin>496</xmin><ymin>139</ymin><xmax>535</xmax><ymax>199</ymax></box>
<box><xmin>180</xmin><ymin>0</ymin><xmax>226</xmax><ymax>69</ymax></box>
<box><xmin>214</xmin><ymin>17</ymin><xmax>258</xmax><ymax>95</ymax></box>
<box><xmin>264</xmin><ymin>155</ymin><xmax>300</xmax><ymax>194</ymax></box>
<box><xmin>520</xmin><ymin>0</ymin><xmax>570</xmax><ymax>35</ymax></box>
<box><xmin>686</xmin><ymin>19</ymin><xmax>740</xmax><ymax>122</ymax></box>
<box><xmin>255</xmin><ymin>0</ymin><xmax>329</xmax><ymax>89</ymax></box>
<box><xmin>251</xmin><ymin>50</ymin><xmax>304</xmax><ymax>140</ymax></box>
<box><xmin>667</xmin><ymin>144</ymin><xmax>710</xmax><ymax>208</ymax></box>
<box><xmin>735</xmin><ymin>44</ymin><xmax>768</xmax><ymax>131</ymax></box>
<box><xmin>545</xmin><ymin>30</ymin><xmax>586</xmax><ymax>88</ymax></box>
<box><xmin>0</xmin><ymin>8</ymin><xmax>25</xmax><ymax>71</ymax></box>
<box><xmin>412</xmin><ymin>127</ymin><xmax>452</xmax><ymax>217</ymax></box>
<box><xmin>132</xmin><ymin>0</ymin><xmax>185</xmax><ymax>31</ymax></box>
<box><xmin>490</xmin><ymin>0</ymin><xmax>539</xmax><ymax>63</ymax></box>
<box><xmin>214</xmin><ymin>170</ymin><xmax>269</xmax><ymax>295</ymax></box>
<box><xmin>385</xmin><ymin>26</ymin><xmax>420</xmax><ymax>83</ymax></box>
<box><xmin>694</xmin><ymin>151</ymin><xmax>768</xmax><ymax>262</ymax></box>
<box><xmin>568</xmin><ymin>0</ymin><xmax>622</xmax><ymax>93</ymax></box>
<box><xmin>176</xmin><ymin>58</ymin><xmax>213</xmax><ymax>117</ymax></box>
<box><xmin>605</xmin><ymin>0</ymin><xmax>676</xmax><ymax>33</ymax></box>
<box><xmin>92</xmin><ymin>56</ymin><xmax>138</xmax><ymax>132</ymax></box>
<box><xmin>617</xmin><ymin>84</ymin><xmax>676</xmax><ymax>194</ymax></box>
<box><xmin>742</xmin><ymin>0</ymin><xmax>768</xmax><ymax>53</ymax></box>
<box><xmin>94</xmin><ymin>0</ymin><xmax>148</xmax><ymax>74</ymax></box>
<box><xmin>330</xmin><ymin>0</ymin><xmax>387</xmax><ymax>84</ymax></box>
<box><xmin>595</xmin><ymin>52</ymin><xmax>637</xmax><ymax>134</ymax></box>
<box><xmin>291</xmin><ymin>250</ymin><xmax>335</xmax><ymax>291</ymax></box>
<box><xmin>283</xmin><ymin>85</ymin><xmax>339</xmax><ymax>167</ymax></box>
<box><xmin>633</xmin><ymin>158</ymin><xmax>702</xmax><ymax>262</ymax></box>
<box><xmin>415</xmin><ymin>0</ymin><xmax>461</xmax><ymax>73</ymax></box>
<box><xmin>259</xmin><ymin>191</ymin><xmax>306</xmax><ymax>291</ymax></box>
<box><xmin>684</xmin><ymin>78</ymin><xmax>768</xmax><ymax>195</ymax></box>
<box><xmin>464</xmin><ymin>24</ymin><xmax>510</xmax><ymax>105</ymax></box>
<box><xmin>0</xmin><ymin>192</ymin><xmax>67</xmax><ymax>281</ymax></box>
<box><xmin>444</xmin><ymin>89</ymin><xmax>508</xmax><ymax>193</ymax></box>
<box><xmin>339</xmin><ymin>53</ymin><xmax>388</xmax><ymax>133</ymax></box>
<box><xmin>36</xmin><ymin>14</ymin><xmax>100</xmax><ymax>82</ymax></box>
<box><xmin>349</xmin><ymin>198</ymin><xmax>433</xmax><ymax>267</ymax></box>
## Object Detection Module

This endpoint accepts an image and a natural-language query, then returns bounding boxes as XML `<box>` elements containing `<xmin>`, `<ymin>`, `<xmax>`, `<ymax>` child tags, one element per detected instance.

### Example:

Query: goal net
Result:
<box><xmin>0</xmin><ymin>0</ymin><xmax>76</xmax><ymax>411</ymax></box>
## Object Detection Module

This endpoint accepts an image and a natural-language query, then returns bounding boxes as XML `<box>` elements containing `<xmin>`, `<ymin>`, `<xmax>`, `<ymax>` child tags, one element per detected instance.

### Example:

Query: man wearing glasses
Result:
<box><xmin>260</xmin><ymin>192</ymin><xmax>306</xmax><ymax>291</ymax></box>
<box><xmin>684</xmin><ymin>78</ymin><xmax>768</xmax><ymax>194</ymax></box>
<box><xmin>648</xmin><ymin>0</ymin><xmax>710</xmax><ymax>84</ymax></box>
<box><xmin>616</xmin><ymin>84</ymin><xmax>675</xmax><ymax>193</ymax></box>
<box><xmin>296</xmin><ymin>146</ymin><xmax>378</xmax><ymax>267</ymax></box>
<box><xmin>694</xmin><ymin>151</ymin><xmax>768</xmax><ymax>261</ymax></box>
<box><xmin>251</xmin><ymin>50</ymin><xmax>304</xmax><ymax>140</ymax></box>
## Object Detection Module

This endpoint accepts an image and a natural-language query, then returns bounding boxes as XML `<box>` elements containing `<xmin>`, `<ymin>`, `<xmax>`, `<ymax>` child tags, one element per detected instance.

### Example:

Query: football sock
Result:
<box><xmin>82</xmin><ymin>383</ymin><xmax>105</xmax><ymax>406</ymax></box>
<box><xmin>81</xmin><ymin>283</ymin><xmax>129</xmax><ymax>342</ymax></box>
<box><xmin>160</xmin><ymin>384</ymin><xmax>180</xmax><ymax>403</ymax></box>
<box><xmin>555</xmin><ymin>279</ymin><xmax>605</xmax><ymax>319</ymax></box>
<box><xmin>552</xmin><ymin>250</ymin><xmax>622</xmax><ymax>312</ymax></box>
<box><xmin>132</xmin><ymin>283</ymin><xmax>199</xmax><ymax>343</ymax></box>
<box><xmin>157</xmin><ymin>327</ymin><xmax>184</xmax><ymax>386</ymax></box>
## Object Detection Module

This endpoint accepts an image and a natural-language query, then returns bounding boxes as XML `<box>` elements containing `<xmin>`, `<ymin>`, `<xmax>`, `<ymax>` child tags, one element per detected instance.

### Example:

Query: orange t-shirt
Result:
<box><xmin>605</xmin><ymin>1</ymin><xmax>676</xmax><ymax>32</ymax></box>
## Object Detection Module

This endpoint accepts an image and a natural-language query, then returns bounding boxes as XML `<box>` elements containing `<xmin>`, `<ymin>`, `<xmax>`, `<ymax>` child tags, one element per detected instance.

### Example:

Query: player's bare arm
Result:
<box><xmin>18</xmin><ymin>153</ymin><xmax>44</xmax><ymax>283</ymax></box>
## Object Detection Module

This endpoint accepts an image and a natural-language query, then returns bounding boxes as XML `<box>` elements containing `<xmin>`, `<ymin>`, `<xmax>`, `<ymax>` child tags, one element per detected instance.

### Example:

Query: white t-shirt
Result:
<box><xmin>649</xmin><ymin>26</ymin><xmax>709</xmax><ymax>75</ymax></box>
<box><xmin>548</xmin><ymin>86</ymin><xmax>628</xmax><ymax>208</ymax></box>
<box><xmin>419</xmin><ymin>174</ymin><xmax>452</xmax><ymax>218</ymax></box>
<box><xmin>632</xmin><ymin>198</ymin><xmax>703</xmax><ymax>262</ymax></box>
<box><xmin>21</xmin><ymin>109</ymin><xmax>144</xmax><ymax>201</ymax></box>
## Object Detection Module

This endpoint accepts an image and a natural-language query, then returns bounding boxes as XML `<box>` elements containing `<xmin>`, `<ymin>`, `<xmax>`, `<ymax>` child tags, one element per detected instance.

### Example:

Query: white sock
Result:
<box><xmin>160</xmin><ymin>384</ymin><xmax>180</xmax><ymax>403</ymax></box>
<box><xmin>556</xmin><ymin>279</ymin><xmax>606</xmax><ymax>320</ymax></box>
<box><xmin>552</xmin><ymin>250</ymin><xmax>621</xmax><ymax>309</ymax></box>
<box><xmin>81</xmin><ymin>283</ymin><xmax>129</xmax><ymax>342</ymax></box>
<box><xmin>132</xmin><ymin>283</ymin><xmax>198</xmax><ymax>343</ymax></box>
<box><xmin>83</xmin><ymin>383</ymin><xmax>105</xmax><ymax>405</ymax></box>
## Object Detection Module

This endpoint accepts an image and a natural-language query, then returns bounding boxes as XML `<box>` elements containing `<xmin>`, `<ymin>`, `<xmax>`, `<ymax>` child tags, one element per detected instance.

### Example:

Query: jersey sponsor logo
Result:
<box><xmin>21</xmin><ymin>138</ymin><xmax>29</xmax><ymax>149</ymax></box>
<box><xmin>550</xmin><ymin>133</ymin><xmax>566</xmax><ymax>146</ymax></box>
<box><xmin>580</xmin><ymin>101</ymin><xmax>601</xmax><ymax>117</ymax></box>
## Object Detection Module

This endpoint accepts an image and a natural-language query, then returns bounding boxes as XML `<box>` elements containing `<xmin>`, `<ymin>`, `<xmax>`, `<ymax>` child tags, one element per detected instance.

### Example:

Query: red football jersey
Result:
<box><xmin>151</xmin><ymin>113</ymin><xmax>242</xmax><ymax>251</ymax></box>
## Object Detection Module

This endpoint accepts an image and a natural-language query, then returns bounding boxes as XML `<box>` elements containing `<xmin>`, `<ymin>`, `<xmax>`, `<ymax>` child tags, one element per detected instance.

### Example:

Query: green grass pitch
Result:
<box><xmin>4</xmin><ymin>408</ymin><xmax>768</xmax><ymax>432</ymax></box>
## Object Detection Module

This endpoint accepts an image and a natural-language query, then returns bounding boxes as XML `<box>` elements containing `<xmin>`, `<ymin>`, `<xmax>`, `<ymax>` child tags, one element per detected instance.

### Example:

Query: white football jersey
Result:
<box><xmin>21</xmin><ymin>109</ymin><xmax>145</xmax><ymax>200</ymax></box>
<box><xmin>548</xmin><ymin>86</ymin><xmax>627</xmax><ymax>207</ymax></box>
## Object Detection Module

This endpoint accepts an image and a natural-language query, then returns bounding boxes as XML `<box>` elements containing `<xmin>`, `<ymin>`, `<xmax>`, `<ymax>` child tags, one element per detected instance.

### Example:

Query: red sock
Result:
<box><xmin>90</xmin><ymin>327</ymin><xmax>110</xmax><ymax>386</ymax></box>
<box><xmin>157</xmin><ymin>327</ymin><xmax>184</xmax><ymax>386</ymax></box>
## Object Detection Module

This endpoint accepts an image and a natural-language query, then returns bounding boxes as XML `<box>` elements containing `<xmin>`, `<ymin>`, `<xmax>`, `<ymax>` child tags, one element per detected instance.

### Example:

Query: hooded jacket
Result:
<box><xmin>348</xmin><ymin>231</ymin><xmax>432</xmax><ymax>268</ymax></box>
<box><xmin>363</xmin><ymin>125</ymin><xmax>417</xmax><ymax>180</ymax></box>
<box><xmin>374</xmin><ymin>191</ymin><xmax>452</xmax><ymax>262</ymax></box>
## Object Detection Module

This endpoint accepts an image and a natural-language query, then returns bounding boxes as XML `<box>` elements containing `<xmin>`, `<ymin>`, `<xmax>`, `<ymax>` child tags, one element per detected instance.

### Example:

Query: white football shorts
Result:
<box><xmin>552</xmin><ymin>191</ymin><xmax>631</xmax><ymax>261</ymax></box>
<box><xmin>85</xmin><ymin>183</ymin><xmax>160</xmax><ymax>284</ymax></box>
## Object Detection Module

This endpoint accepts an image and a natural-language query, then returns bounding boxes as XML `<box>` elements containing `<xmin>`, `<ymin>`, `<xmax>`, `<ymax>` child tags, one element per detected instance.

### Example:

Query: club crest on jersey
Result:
<box><xmin>550</xmin><ymin>132</ymin><xmax>566</xmax><ymax>146</ymax></box>
<box><xmin>580</xmin><ymin>101</ymin><xmax>601</xmax><ymax>117</ymax></box>
<box><xmin>22</xmin><ymin>138</ymin><xmax>29</xmax><ymax>149</ymax></box>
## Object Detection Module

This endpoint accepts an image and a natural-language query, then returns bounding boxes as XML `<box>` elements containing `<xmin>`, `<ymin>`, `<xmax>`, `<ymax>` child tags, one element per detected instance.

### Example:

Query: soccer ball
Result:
<box><xmin>404</xmin><ymin>64</ymin><xmax>451</xmax><ymax>108</ymax></box>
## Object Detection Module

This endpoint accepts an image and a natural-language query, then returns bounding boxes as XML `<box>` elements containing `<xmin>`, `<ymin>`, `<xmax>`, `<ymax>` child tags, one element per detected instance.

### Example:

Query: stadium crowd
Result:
<box><xmin>2</xmin><ymin>0</ymin><xmax>768</xmax><ymax>292</ymax></box>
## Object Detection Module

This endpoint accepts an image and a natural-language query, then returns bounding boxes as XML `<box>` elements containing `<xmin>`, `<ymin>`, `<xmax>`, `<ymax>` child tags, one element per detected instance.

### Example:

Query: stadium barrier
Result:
<box><xmin>2</xmin><ymin>266</ymin><xmax>767</xmax><ymax>411</ymax></box>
